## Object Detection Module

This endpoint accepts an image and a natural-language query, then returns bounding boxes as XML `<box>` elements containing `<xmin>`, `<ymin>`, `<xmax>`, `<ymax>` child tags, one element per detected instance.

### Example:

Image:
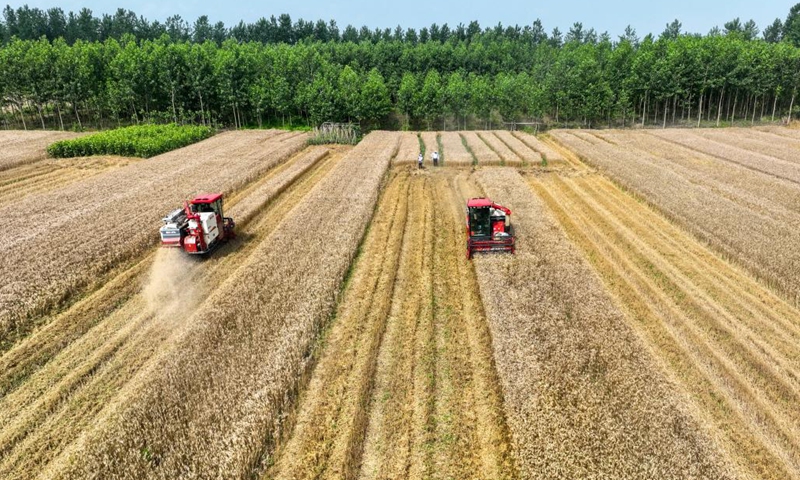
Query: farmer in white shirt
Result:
<box><xmin>432</xmin><ymin>151</ymin><xmax>439</xmax><ymax>167</ymax></box>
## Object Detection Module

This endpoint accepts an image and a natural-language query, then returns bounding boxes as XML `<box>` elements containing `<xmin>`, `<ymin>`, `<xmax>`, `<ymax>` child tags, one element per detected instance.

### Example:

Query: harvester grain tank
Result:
<box><xmin>466</xmin><ymin>198</ymin><xmax>515</xmax><ymax>259</ymax></box>
<box><xmin>159</xmin><ymin>193</ymin><xmax>235</xmax><ymax>255</ymax></box>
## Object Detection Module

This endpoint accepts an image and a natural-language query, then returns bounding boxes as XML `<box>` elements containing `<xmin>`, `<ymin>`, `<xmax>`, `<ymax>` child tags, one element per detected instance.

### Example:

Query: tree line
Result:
<box><xmin>1</xmin><ymin>4</ymin><xmax>799</xmax><ymax>131</ymax></box>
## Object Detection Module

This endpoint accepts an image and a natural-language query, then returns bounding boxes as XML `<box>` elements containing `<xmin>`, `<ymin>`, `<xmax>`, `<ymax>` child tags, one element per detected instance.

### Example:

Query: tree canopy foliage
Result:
<box><xmin>1</xmin><ymin>4</ymin><xmax>799</xmax><ymax>130</ymax></box>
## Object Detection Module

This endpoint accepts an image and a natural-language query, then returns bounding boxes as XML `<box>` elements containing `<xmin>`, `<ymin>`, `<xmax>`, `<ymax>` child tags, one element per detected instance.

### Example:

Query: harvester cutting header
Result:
<box><xmin>159</xmin><ymin>193</ymin><xmax>235</xmax><ymax>255</ymax></box>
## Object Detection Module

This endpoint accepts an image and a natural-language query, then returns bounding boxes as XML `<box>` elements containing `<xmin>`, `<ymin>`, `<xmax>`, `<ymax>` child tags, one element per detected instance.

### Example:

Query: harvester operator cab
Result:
<box><xmin>159</xmin><ymin>192</ymin><xmax>236</xmax><ymax>255</ymax></box>
<box><xmin>466</xmin><ymin>198</ymin><xmax>515</xmax><ymax>259</ymax></box>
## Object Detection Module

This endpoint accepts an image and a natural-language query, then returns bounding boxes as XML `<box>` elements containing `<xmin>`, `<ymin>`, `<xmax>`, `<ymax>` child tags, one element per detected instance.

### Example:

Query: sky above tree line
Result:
<box><xmin>5</xmin><ymin>0</ymin><xmax>791</xmax><ymax>39</ymax></box>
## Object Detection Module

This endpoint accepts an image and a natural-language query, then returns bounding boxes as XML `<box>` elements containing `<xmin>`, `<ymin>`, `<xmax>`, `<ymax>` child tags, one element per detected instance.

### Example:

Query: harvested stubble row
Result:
<box><xmin>512</xmin><ymin>131</ymin><xmax>566</xmax><ymax>163</ymax></box>
<box><xmin>392</xmin><ymin>132</ymin><xmax>422</xmax><ymax>165</ymax></box>
<box><xmin>530</xmin><ymin>170</ymin><xmax>800</xmax><ymax>480</ymax></box>
<box><xmin>0</xmin><ymin>130</ymin><xmax>306</xmax><ymax>350</ymax></box>
<box><xmin>470</xmin><ymin>168</ymin><xmax>732</xmax><ymax>479</ymax></box>
<box><xmin>461</xmin><ymin>131</ymin><xmax>501</xmax><ymax>165</ymax></box>
<box><xmin>438</xmin><ymin>131</ymin><xmax>474</xmax><ymax>166</ymax></box>
<box><xmin>0</xmin><ymin>131</ymin><xmax>83</xmax><ymax>171</ymax></box>
<box><xmin>0</xmin><ymin>147</ymin><xmax>342</xmax><ymax>480</ymax></box>
<box><xmin>476</xmin><ymin>131</ymin><xmax>523</xmax><ymax>166</ymax></box>
<box><xmin>48</xmin><ymin>131</ymin><xmax>398</xmax><ymax>480</ymax></box>
<box><xmin>646</xmin><ymin>129</ymin><xmax>800</xmax><ymax>184</ymax></box>
<box><xmin>551</xmin><ymin>129</ymin><xmax>800</xmax><ymax>303</ymax></box>
<box><xmin>493</xmin><ymin>130</ymin><xmax>542</xmax><ymax>165</ymax></box>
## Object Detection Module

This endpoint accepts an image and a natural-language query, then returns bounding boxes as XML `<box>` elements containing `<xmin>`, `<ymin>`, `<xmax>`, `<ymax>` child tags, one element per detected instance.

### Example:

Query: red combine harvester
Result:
<box><xmin>466</xmin><ymin>198</ymin><xmax>515</xmax><ymax>259</ymax></box>
<box><xmin>159</xmin><ymin>193</ymin><xmax>235</xmax><ymax>255</ymax></box>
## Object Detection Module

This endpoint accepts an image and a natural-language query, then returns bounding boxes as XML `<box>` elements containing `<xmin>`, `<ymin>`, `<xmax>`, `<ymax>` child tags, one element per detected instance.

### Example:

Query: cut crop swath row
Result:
<box><xmin>469</xmin><ymin>168</ymin><xmax>732</xmax><ymax>479</ymax></box>
<box><xmin>48</xmin><ymin>132</ymin><xmax>398</xmax><ymax>480</ymax></box>
<box><xmin>47</xmin><ymin>124</ymin><xmax>213</xmax><ymax>159</ymax></box>
<box><xmin>0</xmin><ymin>130</ymin><xmax>307</xmax><ymax>351</ymax></box>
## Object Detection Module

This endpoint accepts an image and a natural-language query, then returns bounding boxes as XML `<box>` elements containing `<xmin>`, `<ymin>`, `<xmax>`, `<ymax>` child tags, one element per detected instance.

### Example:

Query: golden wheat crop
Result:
<box><xmin>392</xmin><ymin>132</ymin><xmax>422</xmax><ymax>165</ymax></box>
<box><xmin>0</xmin><ymin>130</ymin><xmax>307</xmax><ymax>350</ymax></box>
<box><xmin>647</xmin><ymin>129</ymin><xmax>800</xmax><ymax>184</ymax></box>
<box><xmin>46</xmin><ymin>131</ymin><xmax>398</xmax><ymax>480</ymax></box>
<box><xmin>696</xmin><ymin>128</ymin><xmax>800</xmax><ymax>164</ymax></box>
<box><xmin>0</xmin><ymin>131</ymin><xmax>83</xmax><ymax>171</ymax></box>
<box><xmin>470</xmin><ymin>167</ymin><xmax>732</xmax><ymax>479</ymax></box>
<box><xmin>551</xmin><ymin>129</ymin><xmax>800</xmax><ymax>303</ymax></box>
<box><xmin>438</xmin><ymin>132</ymin><xmax>474</xmax><ymax>166</ymax></box>
<box><xmin>493</xmin><ymin>131</ymin><xmax>542</xmax><ymax>165</ymax></box>
<box><xmin>476</xmin><ymin>132</ymin><xmax>523</xmax><ymax>166</ymax></box>
<box><xmin>512</xmin><ymin>131</ymin><xmax>565</xmax><ymax>163</ymax></box>
<box><xmin>530</xmin><ymin>167</ymin><xmax>800</xmax><ymax>480</ymax></box>
<box><xmin>460</xmin><ymin>131</ymin><xmax>500</xmax><ymax>165</ymax></box>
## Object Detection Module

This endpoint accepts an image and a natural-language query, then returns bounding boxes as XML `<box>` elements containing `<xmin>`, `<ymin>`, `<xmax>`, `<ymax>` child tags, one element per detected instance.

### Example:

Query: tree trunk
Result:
<box><xmin>56</xmin><ymin>103</ymin><xmax>64</xmax><ymax>131</ymax></box>
<box><xmin>73</xmin><ymin>102</ymin><xmax>81</xmax><ymax>130</ymax></box>
<box><xmin>772</xmin><ymin>91</ymin><xmax>779</xmax><ymax>122</ymax></box>
<box><xmin>731</xmin><ymin>92</ymin><xmax>738</xmax><ymax>123</ymax></box>
<box><xmin>663</xmin><ymin>98</ymin><xmax>668</xmax><ymax>128</ymax></box>
<box><xmin>716</xmin><ymin>87</ymin><xmax>725</xmax><ymax>127</ymax></box>
<box><xmin>199</xmin><ymin>93</ymin><xmax>206</xmax><ymax>126</ymax></box>
<box><xmin>641</xmin><ymin>91</ymin><xmax>648</xmax><ymax>128</ymax></box>
<box><xmin>672</xmin><ymin>96</ymin><xmax>677</xmax><ymax>125</ymax></box>
<box><xmin>789</xmin><ymin>89</ymin><xmax>796</xmax><ymax>123</ymax></box>
<box><xmin>34</xmin><ymin>103</ymin><xmax>45</xmax><ymax>130</ymax></box>
<box><xmin>16</xmin><ymin>101</ymin><xmax>27</xmax><ymax>130</ymax></box>
<box><xmin>752</xmin><ymin>96</ymin><xmax>757</xmax><ymax>125</ymax></box>
<box><xmin>171</xmin><ymin>87</ymin><xmax>178</xmax><ymax>124</ymax></box>
<box><xmin>697</xmin><ymin>91</ymin><xmax>703</xmax><ymax>128</ymax></box>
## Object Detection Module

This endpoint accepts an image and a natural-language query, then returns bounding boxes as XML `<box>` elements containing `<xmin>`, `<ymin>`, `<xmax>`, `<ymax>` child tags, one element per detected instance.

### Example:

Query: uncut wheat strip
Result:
<box><xmin>530</xmin><ymin>174</ymin><xmax>787</xmax><ymax>480</ymax></box>
<box><xmin>476</xmin><ymin>132</ymin><xmax>523</xmax><ymax>166</ymax></box>
<box><xmin>393</xmin><ymin>133</ymin><xmax>422</xmax><ymax>165</ymax></box>
<box><xmin>757</xmin><ymin>126</ymin><xmax>800</xmax><ymax>142</ymax></box>
<box><xmin>438</xmin><ymin>132</ymin><xmax>474</xmax><ymax>166</ymax></box>
<box><xmin>0</xmin><ymin>131</ymin><xmax>306</xmax><ymax>347</ymax></box>
<box><xmin>552</xmin><ymin>129</ymin><xmax>800</xmax><ymax>303</ymax></box>
<box><xmin>494</xmin><ymin>131</ymin><xmax>541</xmax><ymax>166</ymax></box>
<box><xmin>471</xmin><ymin>168</ymin><xmax>734</xmax><ymax>480</ymax></box>
<box><xmin>0</xmin><ymin>132</ymin><xmax>83</xmax><ymax>171</ymax></box>
<box><xmin>461</xmin><ymin>132</ymin><xmax>500</xmax><ymax>165</ymax></box>
<box><xmin>227</xmin><ymin>147</ymin><xmax>329</xmax><ymax>226</ymax></box>
<box><xmin>695</xmin><ymin>129</ymin><xmax>800</xmax><ymax>165</ymax></box>
<box><xmin>552</xmin><ymin>175</ymin><xmax>800</xmax><ymax>446</ymax></box>
<box><xmin>512</xmin><ymin>131</ymin><xmax>565</xmax><ymax>163</ymax></box>
<box><xmin>593</xmin><ymin>130</ymin><xmax>800</xmax><ymax>223</ymax></box>
<box><xmin>647</xmin><ymin>129</ymin><xmax>800</xmax><ymax>185</ymax></box>
<box><xmin>580</xmin><ymin>177</ymin><xmax>800</xmax><ymax>370</ymax></box>
<box><xmin>47</xmin><ymin>132</ymin><xmax>399</xmax><ymax>480</ymax></box>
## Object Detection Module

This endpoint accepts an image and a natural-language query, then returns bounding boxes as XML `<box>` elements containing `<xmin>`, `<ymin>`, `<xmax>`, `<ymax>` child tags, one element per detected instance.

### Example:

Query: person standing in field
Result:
<box><xmin>418</xmin><ymin>152</ymin><xmax>424</xmax><ymax>169</ymax></box>
<box><xmin>432</xmin><ymin>151</ymin><xmax>439</xmax><ymax>167</ymax></box>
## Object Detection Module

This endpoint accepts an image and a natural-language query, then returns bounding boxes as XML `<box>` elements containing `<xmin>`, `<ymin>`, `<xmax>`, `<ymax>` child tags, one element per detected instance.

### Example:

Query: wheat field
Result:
<box><xmin>3</xmin><ymin>127</ymin><xmax>800</xmax><ymax>479</ymax></box>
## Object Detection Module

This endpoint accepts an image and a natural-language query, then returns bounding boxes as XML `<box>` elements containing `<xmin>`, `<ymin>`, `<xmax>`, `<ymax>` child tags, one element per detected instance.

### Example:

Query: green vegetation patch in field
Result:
<box><xmin>47</xmin><ymin>124</ymin><xmax>214</xmax><ymax>158</ymax></box>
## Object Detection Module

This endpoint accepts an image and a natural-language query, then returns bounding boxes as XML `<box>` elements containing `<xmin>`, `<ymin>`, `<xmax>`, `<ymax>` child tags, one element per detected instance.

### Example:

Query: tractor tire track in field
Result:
<box><xmin>529</xmin><ymin>170</ymin><xmax>800</xmax><ymax>480</ymax></box>
<box><xmin>267</xmin><ymin>168</ymin><xmax>516</xmax><ymax>480</ymax></box>
<box><xmin>0</xmin><ymin>146</ymin><xmax>345</xmax><ymax>478</ymax></box>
